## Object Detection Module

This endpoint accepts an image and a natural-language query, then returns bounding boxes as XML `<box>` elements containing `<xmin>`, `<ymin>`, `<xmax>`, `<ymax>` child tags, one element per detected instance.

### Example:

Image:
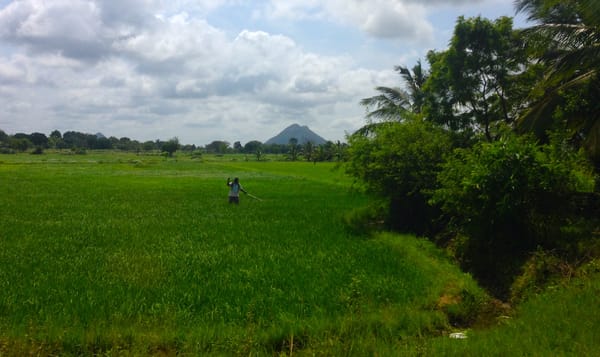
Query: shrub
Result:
<box><xmin>345</xmin><ymin>120</ymin><xmax>452</xmax><ymax>235</ymax></box>
<box><xmin>432</xmin><ymin>133</ymin><xmax>595</xmax><ymax>296</ymax></box>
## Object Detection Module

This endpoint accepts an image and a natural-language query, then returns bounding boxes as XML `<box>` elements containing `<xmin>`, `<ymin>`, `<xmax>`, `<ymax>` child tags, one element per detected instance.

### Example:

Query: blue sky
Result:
<box><xmin>0</xmin><ymin>0</ymin><xmax>527</xmax><ymax>146</ymax></box>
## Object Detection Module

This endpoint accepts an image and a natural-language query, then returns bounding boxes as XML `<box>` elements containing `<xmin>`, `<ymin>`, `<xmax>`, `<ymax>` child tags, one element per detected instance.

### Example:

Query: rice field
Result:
<box><xmin>6</xmin><ymin>151</ymin><xmax>593</xmax><ymax>355</ymax></box>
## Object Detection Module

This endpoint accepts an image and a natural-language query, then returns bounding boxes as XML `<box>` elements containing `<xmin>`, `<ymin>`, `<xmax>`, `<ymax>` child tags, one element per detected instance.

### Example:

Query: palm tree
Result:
<box><xmin>360</xmin><ymin>60</ymin><xmax>427</xmax><ymax>122</ymax></box>
<box><xmin>515</xmin><ymin>0</ymin><xmax>600</xmax><ymax>163</ymax></box>
<box><xmin>356</xmin><ymin>61</ymin><xmax>427</xmax><ymax>137</ymax></box>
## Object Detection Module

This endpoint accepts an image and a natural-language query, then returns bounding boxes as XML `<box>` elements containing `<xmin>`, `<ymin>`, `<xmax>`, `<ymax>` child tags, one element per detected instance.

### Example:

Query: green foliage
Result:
<box><xmin>424</xmin><ymin>16</ymin><xmax>528</xmax><ymax>140</ymax></box>
<box><xmin>360</xmin><ymin>61</ymin><xmax>427</xmax><ymax>121</ymax></box>
<box><xmin>161</xmin><ymin>137</ymin><xmax>180</xmax><ymax>157</ymax></box>
<box><xmin>8</xmin><ymin>137</ymin><xmax>31</xmax><ymax>152</ymax></box>
<box><xmin>345</xmin><ymin>120</ymin><xmax>452</xmax><ymax>234</ymax></box>
<box><xmin>515</xmin><ymin>0</ymin><xmax>600</xmax><ymax>165</ymax></box>
<box><xmin>432</xmin><ymin>132</ymin><xmax>595</xmax><ymax>294</ymax></box>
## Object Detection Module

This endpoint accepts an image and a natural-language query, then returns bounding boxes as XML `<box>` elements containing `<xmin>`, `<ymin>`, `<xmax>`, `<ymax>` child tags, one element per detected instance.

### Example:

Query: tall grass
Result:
<box><xmin>0</xmin><ymin>152</ymin><xmax>485</xmax><ymax>354</ymax></box>
<box><xmin>416</xmin><ymin>269</ymin><xmax>600</xmax><ymax>356</ymax></box>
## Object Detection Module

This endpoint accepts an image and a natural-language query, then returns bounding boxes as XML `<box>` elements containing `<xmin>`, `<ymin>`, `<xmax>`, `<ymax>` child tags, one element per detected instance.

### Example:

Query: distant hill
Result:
<box><xmin>265</xmin><ymin>124</ymin><xmax>327</xmax><ymax>145</ymax></box>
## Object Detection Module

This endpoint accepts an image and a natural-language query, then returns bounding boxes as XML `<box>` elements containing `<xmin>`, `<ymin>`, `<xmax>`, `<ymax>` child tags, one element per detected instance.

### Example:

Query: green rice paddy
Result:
<box><xmin>1</xmin><ymin>152</ymin><xmax>598</xmax><ymax>355</ymax></box>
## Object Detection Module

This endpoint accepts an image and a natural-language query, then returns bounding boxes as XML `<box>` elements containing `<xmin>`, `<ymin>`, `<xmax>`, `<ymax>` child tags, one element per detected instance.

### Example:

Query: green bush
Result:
<box><xmin>432</xmin><ymin>133</ymin><xmax>595</xmax><ymax>295</ymax></box>
<box><xmin>345</xmin><ymin>120</ymin><xmax>452</xmax><ymax>235</ymax></box>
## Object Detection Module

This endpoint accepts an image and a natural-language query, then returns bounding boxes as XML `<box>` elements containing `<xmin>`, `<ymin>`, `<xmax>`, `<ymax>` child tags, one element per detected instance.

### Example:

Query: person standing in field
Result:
<box><xmin>227</xmin><ymin>177</ymin><xmax>247</xmax><ymax>204</ymax></box>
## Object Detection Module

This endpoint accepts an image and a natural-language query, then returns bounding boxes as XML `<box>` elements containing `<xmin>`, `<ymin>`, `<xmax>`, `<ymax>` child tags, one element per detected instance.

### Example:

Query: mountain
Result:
<box><xmin>264</xmin><ymin>124</ymin><xmax>327</xmax><ymax>145</ymax></box>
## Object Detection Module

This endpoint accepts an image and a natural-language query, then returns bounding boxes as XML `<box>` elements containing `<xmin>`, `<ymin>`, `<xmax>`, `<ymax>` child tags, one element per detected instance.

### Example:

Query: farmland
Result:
<box><xmin>1</xmin><ymin>152</ymin><xmax>599</xmax><ymax>355</ymax></box>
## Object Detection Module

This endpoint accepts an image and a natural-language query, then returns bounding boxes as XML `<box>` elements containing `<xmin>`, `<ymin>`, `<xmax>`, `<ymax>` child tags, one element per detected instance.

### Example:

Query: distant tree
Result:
<box><xmin>321</xmin><ymin>141</ymin><xmax>336</xmax><ymax>161</ymax></box>
<box><xmin>63</xmin><ymin>131</ymin><xmax>88</xmax><ymax>149</ymax></box>
<box><xmin>233</xmin><ymin>141</ymin><xmax>243</xmax><ymax>153</ymax></box>
<box><xmin>303</xmin><ymin>141</ymin><xmax>314</xmax><ymax>162</ymax></box>
<box><xmin>263</xmin><ymin>143</ymin><xmax>285</xmax><ymax>154</ymax></box>
<box><xmin>95</xmin><ymin>137</ymin><xmax>112</xmax><ymax>149</ymax></box>
<box><xmin>13</xmin><ymin>133</ymin><xmax>30</xmax><ymax>141</ymax></box>
<box><xmin>9</xmin><ymin>137</ymin><xmax>32</xmax><ymax>152</ymax></box>
<box><xmin>334</xmin><ymin>140</ymin><xmax>347</xmax><ymax>161</ymax></box>
<box><xmin>116</xmin><ymin>137</ymin><xmax>133</xmax><ymax>151</ymax></box>
<box><xmin>255</xmin><ymin>148</ymin><xmax>263</xmax><ymax>161</ymax></box>
<box><xmin>244</xmin><ymin>140</ymin><xmax>263</xmax><ymax>154</ymax></box>
<box><xmin>107</xmin><ymin>136</ymin><xmax>119</xmax><ymax>149</ymax></box>
<box><xmin>288</xmin><ymin>137</ymin><xmax>299</xmax><ymax>161</ymax></box>
<box><xmin>0</xmin><ymin>129</ymin><xmax>8</xmax><ymax>144</ymax></box>
<box><xmin>162</xmin><ymin>137</ymin><xmax>180</xmax><ymax>157</ymax></box>
<box><xmin>142</xmin><ymin>141</ymin><xmax>157</xmax><ymax>151</ymax></box>
<box><xmin>180</xmin><ymin>144</ymin><xmax>197</xmax><ymax>152</ymax></box>
<box><xmin>86</xmin><ymin>134</ymin><xmax>98</xmax><ymax>149</ymax></box>
<box><xmin>29</xmin><ymin>132</ymin><xmax>48</xmax><ymax>148</ymax></box>
<box><xmin>48</xmin><ymin>130</ymin><xmax>63</xmax><ymax>149</ymax></box>
<box><xmin>205</xmin><ymin>140</ymin><xmax>230</xmax><ymax>154</ymax></box>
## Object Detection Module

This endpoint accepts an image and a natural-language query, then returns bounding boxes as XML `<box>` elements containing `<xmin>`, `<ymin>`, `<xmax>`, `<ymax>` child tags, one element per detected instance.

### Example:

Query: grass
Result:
<box><xmin>0</xmin><ymin>151</ymin><xmax>483</xmax><ymax>355</ymax></box>
<box><xmin>415</xmin><ymin>267</ymin><xmax>600</xmax><ymax>356</ymax></box>
<box><xmin>1</xmin><ymin>151</ymin><xmax>599</xmax><ymax>355</ymax></box>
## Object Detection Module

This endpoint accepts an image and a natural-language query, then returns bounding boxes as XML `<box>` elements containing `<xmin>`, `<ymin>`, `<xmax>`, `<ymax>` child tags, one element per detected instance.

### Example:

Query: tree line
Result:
<box><xmin>0</xmin><ymin>130</ymin><xmax>187</xmax><ymax>154</ymax></box>
<box><xmin>0</xmin><ymin>129</ymin><xmax>346</xmax><ymax>162</ymax></box>
<box><xmin>344</xmin><ymin>0</ymin><xmax>599</xmax><ymax>299</ymax></box>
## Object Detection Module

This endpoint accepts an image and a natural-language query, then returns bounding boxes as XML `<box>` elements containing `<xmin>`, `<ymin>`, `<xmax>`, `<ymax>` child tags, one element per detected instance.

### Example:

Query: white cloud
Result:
<box><xmin>261</xmin><ymin>0</ymin><xmax>434</xmax><ymax>43</ymax></box>
<box><xmin>0</xmin><ymin>0</ymin><xmax>519</xmax><ymax>144</ymax></box>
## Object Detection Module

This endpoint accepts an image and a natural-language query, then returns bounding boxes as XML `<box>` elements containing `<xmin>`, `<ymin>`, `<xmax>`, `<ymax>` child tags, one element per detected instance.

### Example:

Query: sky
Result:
<box><xmin>0</xmin><ymin>0</ymin><xmax>527</xmax><ymax>146</ymax></box>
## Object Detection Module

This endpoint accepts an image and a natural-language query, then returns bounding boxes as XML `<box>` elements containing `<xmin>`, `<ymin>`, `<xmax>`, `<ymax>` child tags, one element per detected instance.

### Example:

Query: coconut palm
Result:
<box><xmin>515</xmin><ymin>0</ymin><xmax>600</xmax><ymax>163</ymax></box>
<box><xmin>360</xmin><ymin>60</ymin><xmax>427</xmax><ymax>122</ymax></box>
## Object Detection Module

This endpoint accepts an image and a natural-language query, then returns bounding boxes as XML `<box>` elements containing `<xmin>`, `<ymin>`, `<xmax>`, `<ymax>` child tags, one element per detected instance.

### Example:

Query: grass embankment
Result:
<box><xmin>0</xmin><ymin>152</ymin><xmax>483</xmax><ymax>355</ymax></box>
<box><xmin>418</xmin><ymin>267</ymin><xmax>600</xmax><ymax>356</ymax></box>
<box><xmin>1</xmin><ymin>152</ymin><xmax>599</xmax><ymax>355</ymax></box>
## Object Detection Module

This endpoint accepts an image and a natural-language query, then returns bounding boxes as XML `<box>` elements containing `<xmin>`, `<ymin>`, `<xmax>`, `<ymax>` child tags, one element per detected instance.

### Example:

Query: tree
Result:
<box><xmin>9</xmin><ymin>137</ymin><xmax>31</xmax><ymax>152</ymax></box>
<box><xmin>95</xmin><ymin>137</ymin><xmax>112</xmax><ymax>150</ymax></box>
<box><xmin>0</xmin><ymin>129</ymin><xmax>8</xmax><ymax>145</ymax></box>
<box><xmin>117</xmin><ymin>137</ymin><xmax>137</xmax><ymax>151</ymax></box>
<box><xmin>233</xmin><ymin>141</ymin><xmax>243</xmax><ymax>153</ymax></box>
<box><xmin>345</xmin><ymin>119</ymin><xmax>452</xmax><ymax>234</ymax></box>
<box><xmin>162</xmin><ymin>137</ymin><xmax>180</xmax><ymax>157</ymax></box>
<box><xmin>360</xmin><ymin>60</ymin><xmax>427</xmax><ymax>123</ymax></box>
<box><xmin>142</xmin><ymin>141</ymin><xmax>157</xmax><ymax>151</ymax></box>
<box><xmin>28</xmin><ymin>132</ymin><xmax>48</xmax><ymax>148</ymax></box>
<box><xmin>49</xmin><ymin>130</ymin><xmax>63</xmax><ymax>149</ymax></box>
<box><xmin>424</xmin><ymin>16</ymin><xmax>527</xmax><ymax>141</ymax></box>
<box><xmin>303</xmin><ymin>141</ymin><xmax>315</xmax><ymax>162</ymax></box>
<box><xmin>63</xmin><ymin>131</ymin><xmax>88</xmax><ymax>149</ymax></box>
<box><xmin>244</xmin><ymin>140</ymin><xmax>263</xmax><ymax>154</ymax></box>
<box><xmin>205</xmin><ymin>140</ymin><xmax>230</xmax><ymax>154</ymax></box>
<box><xmin>288</xmin><ymin>138</ymin><xmax>299</xmax><ymax>161</ymax></box>
<box><xmin>515</xmin><ymin>0</ymin><xmax>600</xmax><ymax>165</ymax></box>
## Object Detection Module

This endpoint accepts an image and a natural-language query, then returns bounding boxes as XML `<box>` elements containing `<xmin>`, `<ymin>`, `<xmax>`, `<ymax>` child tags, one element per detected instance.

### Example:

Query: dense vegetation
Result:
<box><xmin>347</xmin><ymin>0</ymin><xmax>599</xmax><ymax>298</ymax></box>
<box><xmin>0</xmin><ymin>129</ymin><xmax>346</xmax><ymax>162</ymax></box>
